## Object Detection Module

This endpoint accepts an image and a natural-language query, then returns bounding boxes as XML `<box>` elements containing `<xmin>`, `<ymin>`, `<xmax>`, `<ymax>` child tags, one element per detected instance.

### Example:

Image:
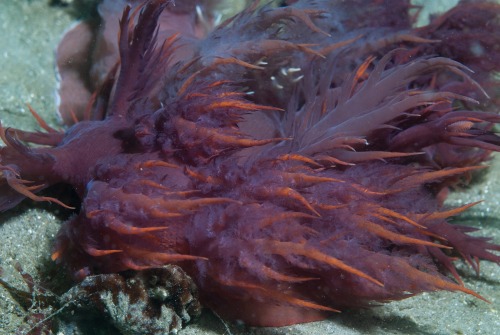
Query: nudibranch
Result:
<box><xmin>1</xmin><ymin>0</ymin><xmax>500</xmax><ymax>327</ymax></box>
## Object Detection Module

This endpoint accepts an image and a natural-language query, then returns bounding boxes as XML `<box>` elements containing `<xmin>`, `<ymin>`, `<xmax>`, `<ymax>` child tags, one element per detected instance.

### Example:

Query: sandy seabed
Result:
<box><xmin>0</xmin><ymin>1</ymin><xmax>498</xmax><ymax>334</ymax></box>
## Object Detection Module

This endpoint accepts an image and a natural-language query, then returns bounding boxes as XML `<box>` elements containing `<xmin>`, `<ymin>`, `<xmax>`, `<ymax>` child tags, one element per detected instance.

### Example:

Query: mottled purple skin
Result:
<box><xmin>1</xmin><ymin>0</ymin><xmax>500</xmax><ymax>327</ymax></box>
